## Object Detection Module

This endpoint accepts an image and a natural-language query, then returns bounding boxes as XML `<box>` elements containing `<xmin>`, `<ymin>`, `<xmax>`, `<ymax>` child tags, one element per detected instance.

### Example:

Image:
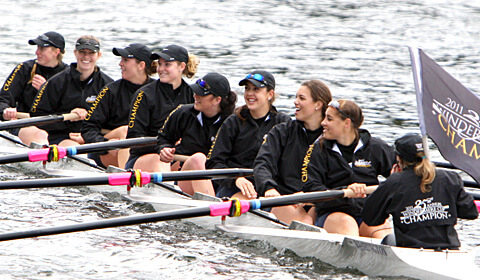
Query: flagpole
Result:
<box><xmin>408</xmin><ymin>46</ymin><xmax>431</xmax><ymax>159</ymax></box>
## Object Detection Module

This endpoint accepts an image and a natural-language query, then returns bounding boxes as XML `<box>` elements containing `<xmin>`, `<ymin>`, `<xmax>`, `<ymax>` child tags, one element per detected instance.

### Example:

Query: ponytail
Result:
<box><xmin>402</xmin><ymin>151</ymin><xmax>435</xmax><ymax>193</ymax></box>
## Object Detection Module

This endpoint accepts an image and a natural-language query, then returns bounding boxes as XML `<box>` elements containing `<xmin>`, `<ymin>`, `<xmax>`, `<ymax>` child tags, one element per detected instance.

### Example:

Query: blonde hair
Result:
<box><xmin>183</xmin><ymin>53</ymin><xmax>200</xmax><ymax>79</ymax></box>
<box><xmin>401</xmin><ymin>151</ymin><xmax>436</xmax><ymax>193</ymax></box>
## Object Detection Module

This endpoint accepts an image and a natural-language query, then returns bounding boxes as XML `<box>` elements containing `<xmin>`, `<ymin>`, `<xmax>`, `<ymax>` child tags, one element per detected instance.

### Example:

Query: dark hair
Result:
<box><xmin>301</xmin><ymin>80</ymin><xmax>332</xmax><ymax>119</ymax></box>
<box><xmin>220</xmin><ymin>90</ymin><xmax>237</xmax><ymax>115</ymax></box>
<box><xmin>235</xmin><ymin>84</ymin><xmax>276</xmax><ymax>121</ymax></box>
<box><xmin>335</xmin><ymin>99</ymin><xmax>364</xmax><ymax>134</ymax></box>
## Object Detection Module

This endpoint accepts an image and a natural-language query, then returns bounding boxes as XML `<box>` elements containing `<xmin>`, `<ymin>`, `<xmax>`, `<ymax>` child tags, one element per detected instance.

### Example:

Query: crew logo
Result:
<box><xmin>432</xmin><ymin>97</ymin><xmax>480</xmax><ymax>160</ymax></box>
<box><xmin>400</xmin><ymin>197</ymin><xmax>450</xmax><ymax>225</ymax></box>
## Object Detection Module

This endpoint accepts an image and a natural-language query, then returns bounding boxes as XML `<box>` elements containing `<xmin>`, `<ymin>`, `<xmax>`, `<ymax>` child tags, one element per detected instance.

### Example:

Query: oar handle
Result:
<box><xmin>63</xmin><ymin>113</ymin><xmax>81</xmax><ymax>121</ymax></box>
<box><xmin>173</xmin><ymin>154</ymin><xmax>190</xmax><ymax>162</ymax></box>
<box><xmin>343</xmin><ymin>185</ymin><xmax>378</xmax><ymax>198</ymax></box>
<box><xmin>15</xmin><ymin>112</ymin><xmax>30</xmax><ymax>119</ymax></box>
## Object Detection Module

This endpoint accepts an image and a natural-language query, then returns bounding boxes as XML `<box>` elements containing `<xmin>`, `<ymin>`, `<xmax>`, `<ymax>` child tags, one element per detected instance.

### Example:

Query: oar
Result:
<box><xmin>0</xmin><ymin>168</ymin><xmax>254</xmax><ymax>190</ymax></box>
<box><xmin>0</xmin><ymin>137</ymin><xmax>156</xmax><ymax>164</ymax></box>
<box><xmin>0</xmin><ymin>113</ymin><xmax>80</xmax><ymax>131</ymax></box>
<box><xmin>0</xmin><ymin>187</ymin><xmax>374</xmax><ymax>242</ymax></box>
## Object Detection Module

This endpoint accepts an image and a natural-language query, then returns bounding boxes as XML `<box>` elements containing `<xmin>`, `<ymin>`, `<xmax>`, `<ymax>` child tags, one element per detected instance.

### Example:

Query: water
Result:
<box><xmin>1</xmin><ymin>0</ymin><xmax>480</xmax><ymax>278</ymax></box>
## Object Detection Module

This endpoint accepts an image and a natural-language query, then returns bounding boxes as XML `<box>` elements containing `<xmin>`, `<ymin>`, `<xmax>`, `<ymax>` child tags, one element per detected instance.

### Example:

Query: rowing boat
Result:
<box><xmin>0</xmin><ymin>130</ymin><xmax>478</xmax><ymax>279</ymax></box>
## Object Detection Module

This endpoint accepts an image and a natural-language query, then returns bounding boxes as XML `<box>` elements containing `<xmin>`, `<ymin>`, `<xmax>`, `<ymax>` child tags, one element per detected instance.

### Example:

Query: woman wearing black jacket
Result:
<box><xmin>304</xmin><ymin>99</ymin><xmax>395</xmax><ymax>238</ymax></box>
<box><xmin>362</xmin><ymin>133</ymin><xmax>478</xmax><ymax>249</ymax></box>
<box><xmin>0</xmin><ymin>31</ymin><xmax>68</xmax><ymax>146</ymax></box>
<box><xmin>156</xmin><ymin>72</ymin><xmax>236</xmax><ymax>195</ymax></box>
<box><xmin>254</xmin><ymin>80</ymin><xmax>331</xmax><ymax>224</ymax></box>
<box><xmin>125</xmin><ymin>44</ymin><xmax>199</xmax><ymax>171</ymax></box>
<box><xmin>80</xmin><ymin>43</ymin><xmax>156</xmax><ymax>168</ymax></box>
<box><xmin>205</xmin><ymin>70</ymin><xmax>290</xmax><ymax>199</ymax></box>
<box><xmin>30</xmin><ymin>35</ymin><xmax>113</xmax><ymax>146</ymax></box>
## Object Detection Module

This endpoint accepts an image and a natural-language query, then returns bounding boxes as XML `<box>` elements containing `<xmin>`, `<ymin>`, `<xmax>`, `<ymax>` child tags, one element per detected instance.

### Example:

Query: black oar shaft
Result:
<box><xmin>255</xmin><ymin>190</ymin><xmax>345</xmax><ymax>209</ymax></box>
<box><xmin>0</xmin><ymin>153</ymin><xmax>30</xmax><ymax>164</ymax></box>
<box><xmin>0</xmin><ymin>207</ymin><xmax>212</xmax><ymax>242</ymax></box>
<box><xmin>0</xmin><ymin>176</ymin><xmax>110</xmax><ymax>189</ymax></box>
<box><xmin>0</xmin><ymin>169</ymin><xmax>254</xmax><ymax>190</ymax></box>
<box><xmin>0</xmin><ymin>115</ymin><xmax>65</xmax><ymax>130</ymax></box>
<box><xmin>73</xmin><ymin>137</ymin><xmax>156</xmax><ymax>154</ymax></box>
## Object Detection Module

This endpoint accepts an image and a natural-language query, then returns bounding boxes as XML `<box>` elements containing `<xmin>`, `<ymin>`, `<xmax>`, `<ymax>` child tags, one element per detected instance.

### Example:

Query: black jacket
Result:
<box><xmin>81</xmin><ymin>77</ymin><xmax>156</xmax><ymax>144</ymax></box>
<box><xmin>156</xmin><ymin>104</ymin><xmax>231</xmax><ymax>156</ymax></box>
<box><xmin>0</xmin><ymin>59</ymin><xmax>68</xmax><ymax>119</ymax></box>
<box><xmin>254</xmin><ymin>119</ymin><xmax>323</xmax><ymax>196</ymax></box>
<box><xmin>304</xmin><ymin>129</ymin><xmax>396</xmax><ymax>218</ymax></box>
<box><xmin>126</xmin><ymin>79</ymin><xmax>194</xmax><ymax>158</ymax></box>
<box><xmin>29</xmin><ymin>63</ymin><xmax>113</xmax><ymax>137</ymax></box>
<box><xmin>362</xmin><ymin>168</ymin><xmax>478</xmax><ymax>249</ymax></box>
<box><xmin>206</xmin><ymin>107</ymin><xmax>290</xmax><ymax>191</ymax></box>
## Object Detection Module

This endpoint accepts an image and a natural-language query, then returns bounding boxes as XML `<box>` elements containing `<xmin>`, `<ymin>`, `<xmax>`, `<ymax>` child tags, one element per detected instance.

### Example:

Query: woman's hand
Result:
<box><xmin>31</xmin><ymin>74</ymin><xmax>47</xmax><ymax>90</ymax></box>
<box><xmin>71</xmin><ymin>108</ymin><xmax>88</xmax><ymax>120</ymax></box>
<box><xmin>2</xmin><ymin>108</ymin><xmax>17</xmax><ymax>120</ymax></box>
<box><xmin>159</xmin><ymin>147</ymin><xmax>175</xmax><ymax>163</ymax></box>
<box><xmin>264</xmin><ymin>188</ymin><xmax>281</xmax><ymax>198</ymax></box>
<box><xmin>347</xmin><ymin>183</ymin><xmax>367</xmax><ymax>198</ymax></box>
<box><xmin>69</xmin><ymin>132</ymin><xmax>85</xmax><ymax>144</ymax></box>
<box><xmin>235</xmin><ymin>177</ymin><xmax>257</xmax><ymax>199</ymax></box>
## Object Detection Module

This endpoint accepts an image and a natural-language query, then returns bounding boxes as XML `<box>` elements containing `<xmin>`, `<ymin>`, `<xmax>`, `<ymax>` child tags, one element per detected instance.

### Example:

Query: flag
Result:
<box><xmin>409</xmin><ymin>47</ymin><xmax>480</xmax><ymax>184</ymax></box>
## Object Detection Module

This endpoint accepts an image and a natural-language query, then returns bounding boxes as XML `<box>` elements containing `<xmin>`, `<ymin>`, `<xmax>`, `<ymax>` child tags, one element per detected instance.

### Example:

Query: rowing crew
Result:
<box><xmin>0</xmin><ymin>32</ymin><xmax>477</xmax><ymax>250</ymax></box>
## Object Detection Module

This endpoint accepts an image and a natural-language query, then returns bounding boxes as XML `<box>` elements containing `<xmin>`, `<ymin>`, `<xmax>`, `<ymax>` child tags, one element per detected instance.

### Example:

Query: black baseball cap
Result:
<box><xmin>394</xmin><ymin>133</ymin><xmax>424</xmax><ymax>162</ymax></box>
<box><xmin>113</xmin><ymin>43</ymin><xmax>153</xmax><ymax>66</ymax></box>
<box><xmin>75</xmin><ymin>37</ymin><xmax>100</xmax><ymax>52</ymax></box>
<box><xmin>28</xmin><ymin>31</ymin><xmax>65</xmax><ymax>52</ymax></box>
<box><xmin>239</xmin><ymin>70</ymin><xmax>275</xmax><ymax>89</ymax></box>
<box><xmin>151</xmin><ymin>44</ymin><xmax>188</xmax><ymax>63</ymax></box>
<box><xmin>191</xmin><ymin>72</ymin><xmax>231</xmax><ymax>98</ymax></box>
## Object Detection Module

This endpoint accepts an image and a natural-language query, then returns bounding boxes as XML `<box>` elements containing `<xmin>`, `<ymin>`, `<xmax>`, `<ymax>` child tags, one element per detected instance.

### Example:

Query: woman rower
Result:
<box><xmin>362</xmin><ymin>133</ymin><xmax>478</xmax><ymax>249</ymax></box>
<box><xmin>0</xmin><ymin>31</ymin><xmax>68</xmax><ymax>146</ymax></box>
<box><xmin>254</xmin><ymin>80</ymin><xmax>331</xmax><ymax>224</ymax></box>
<box><xmin>80</xmin><ymin>43</ymin><xmax>156</xmax><ymax>168</ymax></box>
<box><xmin>29</xmin><ymin>35</ymin><xmax>113</xmax><ymax>147</ymax></box>
<box><xmin>205</xmin><ymin>70</ymin><xmax>290</xmax><ymax>199</ymax></box>
<box><xmin>156</xmin><ymin>72</ymin><xmax>236</xmax><ymax>195</ymax></box>
<box><xmin>304</xmin><ymin>99</ymin><xmax>396</xmax><ymax>238</ymax></box>
<box><xmin>125</xmin><ymin>44</ymin><xmax>199</xmax><ymax>171</ymax></box>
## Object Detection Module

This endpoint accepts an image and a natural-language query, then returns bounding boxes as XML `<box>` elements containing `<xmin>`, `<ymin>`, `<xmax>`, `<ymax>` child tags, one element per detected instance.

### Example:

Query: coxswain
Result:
<box><xmin>362</xmin><ymin>133</ymin><xmax>478</xmax><ymax>249</ymax></box>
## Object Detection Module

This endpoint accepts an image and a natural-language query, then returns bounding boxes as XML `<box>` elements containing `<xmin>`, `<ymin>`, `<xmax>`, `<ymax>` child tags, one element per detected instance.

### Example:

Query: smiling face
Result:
<box><xmin>321</xmin><ymin>106</ymin><xmax>349</xmax><ymax>140</ymax></box>
<box><xmin>294</xmin><ymin>85</ymin><xmax>322</xmax><ymax>123</ymax></box>
<box><xmin>194</xmin><ymin>93</ymin><xmax>221</xmax><ymax>117</ymax></box>
<box><xmin>119</xmin><ymin>57</ymin><xmax>145</xmax><ymax>83</ymax></box>
<box><xmin>35</xmin><ymin>46</ymin><xmax>60</xmax><ymax>67</ymax></box>
<box><xmin>157</xmin><ymin>58</ymin><xmax>184</xmax><ymax>87</ymax></box>
<box><xmin>74</xmin><ymin>48</ymin><xmax>101</xmax><ymax>74</ymax></box>
<box><xmin>243</xmin><ymin>81</ymin><xmax>273</xmax><ymax>118</ymax></box>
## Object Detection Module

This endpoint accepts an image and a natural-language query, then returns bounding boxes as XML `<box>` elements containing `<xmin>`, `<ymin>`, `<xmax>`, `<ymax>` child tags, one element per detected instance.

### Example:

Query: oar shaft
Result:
<box><xmin>0</xmin><ymin>169</ymin><xmax>254</xmax><ymax>190</ymax></box>
<box><xmin>0</xmin><ymin>206</ymin><xmax>212</xmax><ymax>242</ymax></box>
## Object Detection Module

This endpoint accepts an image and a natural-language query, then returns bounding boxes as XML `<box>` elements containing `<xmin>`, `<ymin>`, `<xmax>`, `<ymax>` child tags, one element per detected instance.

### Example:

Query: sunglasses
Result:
<box><xmin>245</xmin><ymin>73</ymin><xmax>270</xmax><ymax>87</ymax></box>
<box><xmin>39</xmin><ymin>34</ymin><xmax>60</xmax><ymax>49</ymax></box>
<box><xmin>196</xmin><ymin>79</ymin><xmax>211</xmax><ymax>95</ymax></box>
<box><xmin>328</xmin><ymin>100</ymin><xmax>355</xmax><ymax>122</ymax></box>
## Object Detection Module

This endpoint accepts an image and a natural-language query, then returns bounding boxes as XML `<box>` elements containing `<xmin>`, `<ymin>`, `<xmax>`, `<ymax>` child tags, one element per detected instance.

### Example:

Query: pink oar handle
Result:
<box><xmin>28</xmin><ymin>147</ymin><xmax>67</xmax><ymax>162</ymax></box>
<box><xmin>209</xmin><ymin>200</ymin><xmax>250</xmax><ymax>216</ymax></box>
<box><xmin>475</xmin><ymin>201</ymin><xmax>480</xmax><ymax>212</ymax></box>
<box><xmin>107</xmin><ymin>172</ymin><xmax>151</xmax><ymax>186</ymax></box>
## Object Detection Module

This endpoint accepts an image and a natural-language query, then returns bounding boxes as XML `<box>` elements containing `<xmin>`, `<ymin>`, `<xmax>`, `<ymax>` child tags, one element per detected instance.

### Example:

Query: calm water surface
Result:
<box><xmin>1</xmin><ymin>0</ymin><xmax>480</xmax><ymax>279</ymax></box>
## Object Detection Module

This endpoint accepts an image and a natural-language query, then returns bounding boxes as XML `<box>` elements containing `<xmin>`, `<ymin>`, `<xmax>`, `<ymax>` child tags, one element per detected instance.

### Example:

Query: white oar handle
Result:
<box><xmin>173</xmin><ymin>154</ymin><xmax>190</xmax><ymax>162</ymax></box>
<box><xmin>343</xmin><ymin>185</ymin><xmax>378</xmax><ymax>198</ymax></box>
<box><xmin>63</xmin><ymin>113</ymin><xmax>81</xmax><ymax>121</ymax></box>
<box><xmin>15</xmin><ymin>112</ymin><xmax>30</xmax><ymax>119</ymax></box>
